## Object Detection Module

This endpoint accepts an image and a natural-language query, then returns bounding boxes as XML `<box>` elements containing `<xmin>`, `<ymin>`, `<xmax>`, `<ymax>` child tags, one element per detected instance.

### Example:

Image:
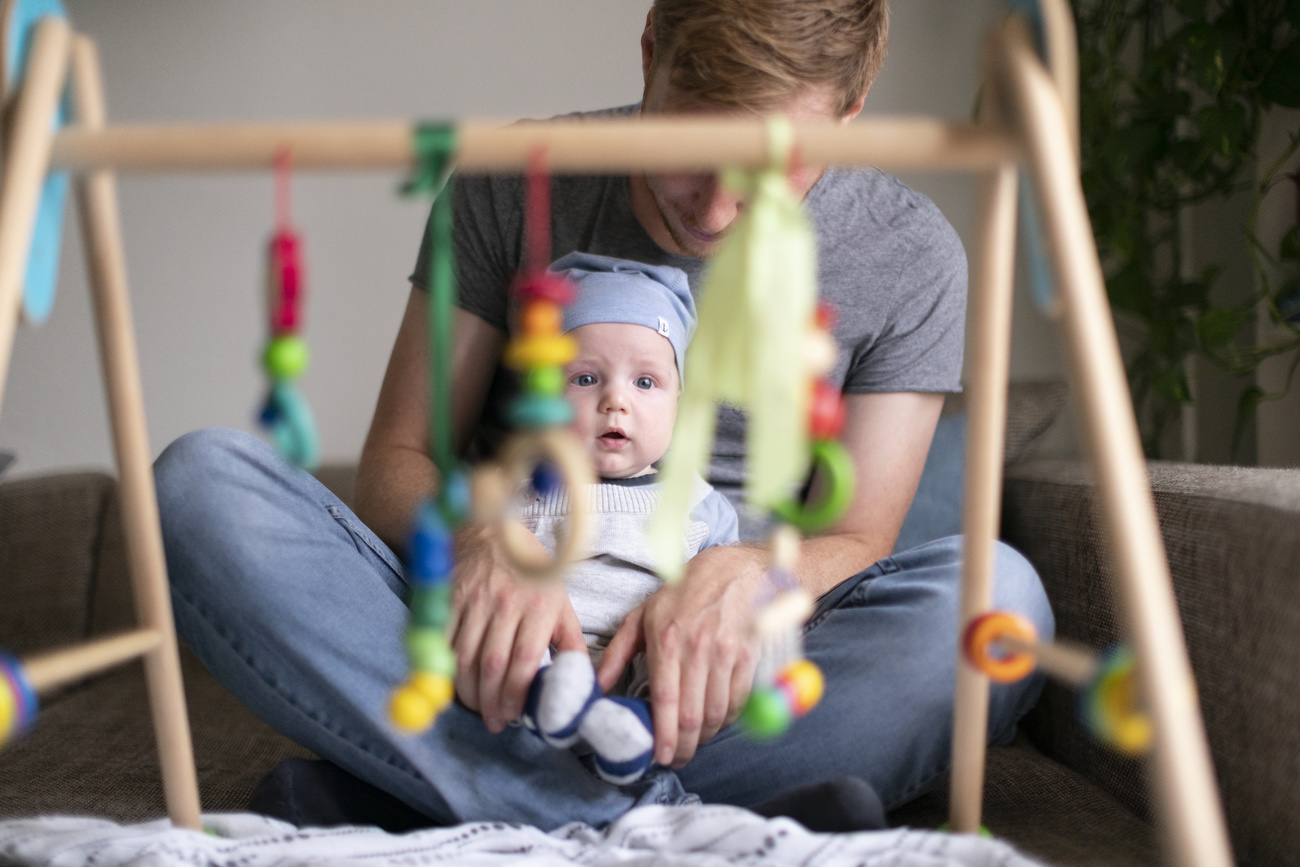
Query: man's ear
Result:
<box><xmin>641</xmin><ymin>12</ymin><xmax>656</xmax><ymax>83</ymax></box>
<box><xmin>840</xmin><ymin>90</ymin><xmax>869</xmax><ymax>125</ymax></box>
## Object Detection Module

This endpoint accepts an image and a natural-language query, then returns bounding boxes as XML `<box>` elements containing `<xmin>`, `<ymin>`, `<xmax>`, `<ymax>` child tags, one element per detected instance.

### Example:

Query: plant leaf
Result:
<box><xmin>1260</xmin><ymin>38</ymin><xmax>1300</xmax><ymax>108</ymax></box>
<box><xmin>1196</xmin><ymin>306</ymin><xmax>1252</xmax><ymax>351</ymax></box>
<box><xmin>1281</xmin><ymin>227</ymin><xmax>1300</xmax><ymax>261</ymax></box>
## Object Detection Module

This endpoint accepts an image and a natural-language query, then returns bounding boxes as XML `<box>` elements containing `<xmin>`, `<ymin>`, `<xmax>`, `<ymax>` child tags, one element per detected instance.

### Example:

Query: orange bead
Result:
<box><xmin>777</xmin><ymin>660</ymin><xmax>824</xmax><ymax>715</ymax></box>
<box><xmin>521</xmin><ymin>300</ymin><xmax>563</xmax><ymax>336</ymax></box>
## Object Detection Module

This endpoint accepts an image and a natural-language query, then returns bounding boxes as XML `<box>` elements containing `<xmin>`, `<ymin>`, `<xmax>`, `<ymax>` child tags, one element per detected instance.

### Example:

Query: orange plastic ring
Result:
<box><xmin>963</xmin><ymin>611</ymin><xmax>1038</xmax><ymax>683</ymax></box>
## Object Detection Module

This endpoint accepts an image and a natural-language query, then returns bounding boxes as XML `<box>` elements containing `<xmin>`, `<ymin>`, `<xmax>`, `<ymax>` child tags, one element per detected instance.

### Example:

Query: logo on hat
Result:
<box><xmin>657</xmin><ymin>317</ymin><xmax>671</xmax><ymax>337</ymax></box>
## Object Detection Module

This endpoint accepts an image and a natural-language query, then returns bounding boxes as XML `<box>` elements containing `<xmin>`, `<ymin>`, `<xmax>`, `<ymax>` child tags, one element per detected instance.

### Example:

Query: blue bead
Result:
<box><xmin>531</xmin><ymin>461</ymin><xmax>561</xmax><ymax>495</ymax></box>
<box><xmin>257</xmin><ymin>393</ymin><xmax>280</xmax><ymax>427</ymax></box>
<box><xmin>407</xmin><ymin>503</ymin><xmax>453</xmax><ymax>584</ymax></box>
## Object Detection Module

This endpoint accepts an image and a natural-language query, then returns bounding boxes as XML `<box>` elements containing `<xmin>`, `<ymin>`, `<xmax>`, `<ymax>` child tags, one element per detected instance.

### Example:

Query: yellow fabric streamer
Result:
<box><xmin>649</xmin><ymin>117</ymin><xmax>817</xmax><ymax>581</ymax></box>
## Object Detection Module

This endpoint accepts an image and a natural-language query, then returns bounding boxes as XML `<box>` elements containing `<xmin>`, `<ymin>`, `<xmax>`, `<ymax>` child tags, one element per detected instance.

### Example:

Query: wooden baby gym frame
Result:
<box><xmin>0</xmin><ymin>3</ymin><xmax>1233</xmax><ymax>865</ymax></box>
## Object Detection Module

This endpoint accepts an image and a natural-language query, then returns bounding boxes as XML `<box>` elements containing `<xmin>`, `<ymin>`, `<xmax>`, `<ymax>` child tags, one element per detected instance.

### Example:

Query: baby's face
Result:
<box><xmin>563</xmin><ymin>322</ymin><xmax>680</xmax><ymax>479</ymax></box>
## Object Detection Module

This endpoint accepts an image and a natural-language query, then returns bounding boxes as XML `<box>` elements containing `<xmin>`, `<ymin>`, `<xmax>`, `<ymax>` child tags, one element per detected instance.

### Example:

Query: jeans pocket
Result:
<box><xmin>325</xmin><ymin>503</ymin><xmax>407</xmax><ymax>586</ymax></box>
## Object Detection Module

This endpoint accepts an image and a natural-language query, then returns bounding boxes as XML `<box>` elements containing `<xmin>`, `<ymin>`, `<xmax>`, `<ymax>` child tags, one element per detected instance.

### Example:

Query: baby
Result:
<box><xmin>516</xmin><ymin>252</ymin><xmax>738</xmax><ymax>784</ymax></box>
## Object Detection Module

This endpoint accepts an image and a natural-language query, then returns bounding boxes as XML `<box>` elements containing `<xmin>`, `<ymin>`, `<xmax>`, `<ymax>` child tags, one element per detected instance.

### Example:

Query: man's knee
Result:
<box><xmin>154</xmin><ymin>428</ymin><xmax>274</xmax><ymax>586</ymax></box>
<box><xmin>992</xmin><ymin>542</ymin><xmax>1055</xmax><ymax>642</ymax></box>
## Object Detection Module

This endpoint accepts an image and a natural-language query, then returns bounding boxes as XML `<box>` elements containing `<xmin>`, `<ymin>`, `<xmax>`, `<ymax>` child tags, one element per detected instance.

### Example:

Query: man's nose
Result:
<box><xmin>694</xmin><ymin>174</ymin><xmax>742</xmax><ymax>234</ymax></box>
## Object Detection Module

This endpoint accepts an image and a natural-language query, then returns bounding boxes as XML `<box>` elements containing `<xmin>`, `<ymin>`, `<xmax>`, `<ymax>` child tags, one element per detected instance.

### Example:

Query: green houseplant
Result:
<box><xmin>1072</xmin><ymin>0</ymin><xmax>1300</xmax><ymax>458</ymax></box>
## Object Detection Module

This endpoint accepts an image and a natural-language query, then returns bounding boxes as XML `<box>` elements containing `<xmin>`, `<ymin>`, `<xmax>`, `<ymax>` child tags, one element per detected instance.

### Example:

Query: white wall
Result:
<box><xmin>0</xmin><ymin>0</ymin><xmax>1068</xmax><ymax>479</ymax></box>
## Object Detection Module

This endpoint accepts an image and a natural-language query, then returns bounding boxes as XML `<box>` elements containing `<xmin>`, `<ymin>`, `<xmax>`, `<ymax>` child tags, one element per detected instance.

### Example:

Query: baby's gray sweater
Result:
<box><xmin>520</xmin><ymin>475</ymin><xmax>738</xmax><ymax>668</ymax></box>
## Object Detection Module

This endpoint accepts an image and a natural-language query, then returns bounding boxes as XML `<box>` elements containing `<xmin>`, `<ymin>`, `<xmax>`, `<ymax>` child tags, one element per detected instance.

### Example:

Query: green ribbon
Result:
<box><xmin>403</xmin><ymin>124</ymin><xmax>458</xmax><ymax>488</ymax></box>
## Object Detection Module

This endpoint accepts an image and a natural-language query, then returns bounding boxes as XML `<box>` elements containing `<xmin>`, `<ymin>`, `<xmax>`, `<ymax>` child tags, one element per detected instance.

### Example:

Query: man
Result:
<box><xmin>156</xmin><ymin>0</ymin><xmax>1051</xmax><ymax>832</ymax></box>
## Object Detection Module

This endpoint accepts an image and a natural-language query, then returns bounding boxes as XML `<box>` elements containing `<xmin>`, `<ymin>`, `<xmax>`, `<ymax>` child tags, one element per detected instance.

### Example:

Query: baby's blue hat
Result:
<box><xmin>549</xmin><ymin>252</ymin><xmax>696</xmax><ymax>382</ymax></box>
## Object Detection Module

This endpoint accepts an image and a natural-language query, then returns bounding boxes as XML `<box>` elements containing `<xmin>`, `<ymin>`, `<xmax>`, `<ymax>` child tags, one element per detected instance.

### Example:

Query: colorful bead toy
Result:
<box><xmin>256</xmin><ymin>149</ymin><xmax>319</xmax><ymax>470</ymax></box>
<box><xmin>739</xmin><ymin>526</ymin><xmax>825</xmax><ymax>739</ymax></box>
<box><xmin>389</xmin><ymin>135</ymin><xmax>594</xmax><ymax>734</ymax></box>
<box><xmin>0</xmin><ymin>650</ymin><xmax>38</xmax><ymax>748</ymax></box>
<box><xmin>471</xmin><ymin>149</ymin><xmax>594</xmax><ymax>581</ymax></box>
<box><xmin>389</xmin><ymin>125</ymin><xmax>461</xmax><ymax>733</ymax></box>
<box><xmin>962</xmin><ymin>610</ymin><xmax>1152</xmax><ymax>756</ymax></box>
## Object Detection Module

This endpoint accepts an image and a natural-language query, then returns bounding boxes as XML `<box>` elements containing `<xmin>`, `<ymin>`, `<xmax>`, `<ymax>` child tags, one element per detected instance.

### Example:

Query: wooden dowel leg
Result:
<box><xmin>0</xmin><ymin>16</ymin><xmax>70</xmax><ymax>418</ymax></box>
<box><xmin>949</xmin><ymin>160</ymin><xmax>1019</xmax><ymax>834</ymax></box>
<box><xmin>69</xmin><ymin>34</ymin><xmax>201</xmax><ymax>831</ymax></box>
<box><xmin>994</xmin><ymin>23</ymin><xmax>1234</xmax><ymax>867</ymax></box>
<box><xmin>23</xmin><ymin>630</ymin><xmax>162</xmax><ymax>693</ymax></box>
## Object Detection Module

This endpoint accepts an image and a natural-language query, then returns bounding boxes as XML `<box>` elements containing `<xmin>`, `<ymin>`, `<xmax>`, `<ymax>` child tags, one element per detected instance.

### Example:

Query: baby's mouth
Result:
<box><xmin>598</xmin><ymin>428</ymin><xmax>629</xmax><ymax>448</ymax></box>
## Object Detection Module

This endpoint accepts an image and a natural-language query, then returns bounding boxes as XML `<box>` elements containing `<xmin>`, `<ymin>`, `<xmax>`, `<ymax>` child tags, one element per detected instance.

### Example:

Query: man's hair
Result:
<box><xmin>648</xmin><ymin>0</ymin><xmax>889</xmax><ymax>116</ymax></box>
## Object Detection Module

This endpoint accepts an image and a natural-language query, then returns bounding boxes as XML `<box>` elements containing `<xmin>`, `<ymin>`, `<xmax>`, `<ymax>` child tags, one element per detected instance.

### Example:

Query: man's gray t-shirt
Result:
<box><xmin>412</xmin><ymin>107</ymin><xmax>967</xmax><ymax>540</ymax></box>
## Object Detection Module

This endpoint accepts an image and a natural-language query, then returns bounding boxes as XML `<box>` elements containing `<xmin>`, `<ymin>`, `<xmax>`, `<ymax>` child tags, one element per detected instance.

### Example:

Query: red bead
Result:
<box><xmin>514</xmin><ymin>271</ymin><xmax>576</xmax><ymax>306</ymax></box>
<box><xmin>814</xmin><ymin>302</ymin><xmax>837</xmax><ymax>332</ymax></box>
<box><xmin>808</xmin><ymin>380</ymin><xmax>846</xmax><ymax>440</ymax></box>
<box><xmin>269</xmin><ymin>230</ymin><xmax>304</xmax><ymax>334</ymax></box>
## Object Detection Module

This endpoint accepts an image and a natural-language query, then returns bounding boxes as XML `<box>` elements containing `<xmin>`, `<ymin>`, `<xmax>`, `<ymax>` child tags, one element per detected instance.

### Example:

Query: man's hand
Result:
<box><xmin>450</xmin><ymin>524</ymin><xmax>586</xmax><ymax>733</ymax></box>
<box><xmin>597</xmin><ymin>544</ymin><xmax>767</xmax><ymax>767</ymax></box>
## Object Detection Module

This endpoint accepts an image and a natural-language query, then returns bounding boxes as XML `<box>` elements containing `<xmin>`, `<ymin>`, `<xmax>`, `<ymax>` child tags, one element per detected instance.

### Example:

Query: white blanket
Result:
<box><xmin>0</xmin><ymin>805</ymin><xmax>1045</xmax><ymax>867</ymax></box>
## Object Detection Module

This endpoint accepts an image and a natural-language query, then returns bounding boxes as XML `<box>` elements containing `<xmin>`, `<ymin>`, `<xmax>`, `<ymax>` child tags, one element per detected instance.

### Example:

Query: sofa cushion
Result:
<box><xmin>1002</xmin><ymin>459</ymin><xmax>1300</xmax><ymax>867</ymax></box>
<box><xmin>889</xmin><ymin>738</ymin><xmax>1156</xmax><ymax>867</ymax></box>
<box><xmin>0</xmin><ymin>472</ymin><xmax>115</xmax><ymax>655</ymax></box>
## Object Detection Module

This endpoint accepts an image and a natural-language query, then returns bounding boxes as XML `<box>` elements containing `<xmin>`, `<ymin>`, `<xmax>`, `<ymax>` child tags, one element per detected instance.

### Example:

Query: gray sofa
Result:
<box><xmin>2</xmin><ymin>389</ymin><xmax>1298</xmax><ymax>866</ymax></box>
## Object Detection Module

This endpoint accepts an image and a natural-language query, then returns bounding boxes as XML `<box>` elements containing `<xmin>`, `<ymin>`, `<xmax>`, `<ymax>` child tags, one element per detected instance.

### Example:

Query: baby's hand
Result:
<box><xmin>450</xmin><ymin>524</ymin><xmax>585</xmax><ymax>732</ymax></box>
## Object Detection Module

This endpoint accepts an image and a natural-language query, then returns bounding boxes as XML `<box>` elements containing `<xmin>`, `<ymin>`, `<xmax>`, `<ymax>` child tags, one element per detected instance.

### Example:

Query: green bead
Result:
<box><xmin>740</xmin><ymin>688</ymin><xmax>792</xmax><ymax>740</ymax></box>
<box><xmin>410</xmin><ymin>585</ymin><xmax>452</xmax><ymax>628</ymax></box>
<box><xmin>263</xmin><ymin>335</ymin><xmax>310</xmax><ymax>380</ymax></box>
<box><xmin>406</xmin><ymin>627</ymin><xmax>456</xmax><ymax>677</ymax></box>
<box><xmin>524</xmin><ymin>365</ymin><xmax>566</xmax><ymax>397</ymax></box>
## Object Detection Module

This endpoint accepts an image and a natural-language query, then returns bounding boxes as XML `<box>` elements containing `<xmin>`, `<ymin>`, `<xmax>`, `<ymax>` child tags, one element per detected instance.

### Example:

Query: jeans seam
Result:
<box><xmin>172</xmin><ymin>580</ymin><xmax>427</xmax><ymax>788</ymax></box>
<box><xmin>325</xmin><ymin>503</ymin><xmax>405</xmax><ymax>583</ymax></box>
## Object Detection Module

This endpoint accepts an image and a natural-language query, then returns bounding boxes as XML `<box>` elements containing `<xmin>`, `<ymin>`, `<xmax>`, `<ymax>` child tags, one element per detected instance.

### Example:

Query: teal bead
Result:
<box><xmin>439</xmin><ymin>468</ymin><xmax>471</xmax><ymax>524</ymax></box>
<box><xmin>410</xmin><ymin>584</ymin><xmax>452</xmax><ymax>629</ymax></box>
<box><xmin>524</xmin><ymin>365</ymin><xmax>566</xmax><ymax>397</ymax></box>
<box><xmin>406</xmin><ymin>627</ymin><xmax>455</xmax><ymax>677</ymax></box>
<box><xmin>263</xmin><ymin>335</ymin><xmax>309</xmax><ymax>380</ymax></box>
<box><xmin>507</xmin><ymin>393</ymin><xmax>573</xmax><ymax>428</ymax></box>
<box><xmin>740</xmin><ymin>687</ymin><xmax>792</xmax><ymax>739</ymax></box>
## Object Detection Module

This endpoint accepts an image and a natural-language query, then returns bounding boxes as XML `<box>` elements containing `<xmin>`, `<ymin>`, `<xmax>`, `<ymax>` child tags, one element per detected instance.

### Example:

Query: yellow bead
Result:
<box><xmin>778</xmin><ymin>660</ymin><xmax>824</xmax><ymax>715</ymax></box>
<box><xmin>521</xmin><ymin>301</ymin><xmax>563</xmax><ymax>336</ymax></box>
<box><xmin>411</xmin><ymin>671</ymin><xmax>455</xmax><ymax>714</ymax></box>
<box><xmin>504</xmin><ymin>334</ymin><xmax>577</xmax><ymax>370</ymax></box>
<box><xmin>0</xmin><ymin>682</ymin><xmax>14</xmax><ymax>745</ymax></box>
<box><xmin>389</xmin><ymin>684</ymin><xmax>435</xmax><ymax>733</ymax></box>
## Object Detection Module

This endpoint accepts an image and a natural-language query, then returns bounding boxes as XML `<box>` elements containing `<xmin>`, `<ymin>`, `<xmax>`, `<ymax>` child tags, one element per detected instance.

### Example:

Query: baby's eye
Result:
<box><xmin>635</xmin><ymin>376</ymin><xmax>655</xmax><ymax>390</ymax></box>
<box><xmin>571</xmin><ymin>373</ymin><xmax>597</xmax><ymax>387</ymax></box>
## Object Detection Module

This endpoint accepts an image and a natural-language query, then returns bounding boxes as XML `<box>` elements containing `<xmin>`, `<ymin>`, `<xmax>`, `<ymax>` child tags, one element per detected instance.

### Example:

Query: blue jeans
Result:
<box><xmin>155</xmin><ymin>428</ymin><xmax>1053</xmax><ymax>831</ymax></box>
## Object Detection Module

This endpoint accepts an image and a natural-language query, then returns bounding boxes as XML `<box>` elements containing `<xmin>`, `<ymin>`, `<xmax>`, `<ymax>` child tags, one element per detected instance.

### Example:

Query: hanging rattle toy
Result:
<box><xmin>648</xmin><ymin>117</ymin><xmax>850</xmax><ymax>739</ymax></box>
<box><xmin>257</xmin><ymin>149</ymin><xmax>319</xmax><ymax>470</ymax></box>
<box><xmin>0</xmin><ymin>649</ymin><xmax>38</xmax><ymax>751</ymax></box>
<box><xmin>962</xmin><ymin>611</ymin><xmax>1152</xmax><ymax>755</ymax></box>
<box><xmin>389</xmin><ymin>125</ymin><xmax>465</xmax><ymax>733</ymax></box>
<box><xmin>468</xmin><ymin>149</ymin><xmax>595</xmax><ymax>579</ymax></box>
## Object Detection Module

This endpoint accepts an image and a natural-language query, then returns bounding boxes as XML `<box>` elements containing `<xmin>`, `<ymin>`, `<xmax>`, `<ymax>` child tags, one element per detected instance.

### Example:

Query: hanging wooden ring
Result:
<box><xmin>475</xmin><ymin>428</ymin><xmax>595</xmax><ymax>581</ymax></box>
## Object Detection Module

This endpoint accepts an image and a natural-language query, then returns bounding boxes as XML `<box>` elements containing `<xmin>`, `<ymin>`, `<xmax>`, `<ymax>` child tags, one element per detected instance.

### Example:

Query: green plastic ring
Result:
<box><xmin>773</xmin><ymin>439</ymin><xmax>856</xmax><ymax>533</ymax></box>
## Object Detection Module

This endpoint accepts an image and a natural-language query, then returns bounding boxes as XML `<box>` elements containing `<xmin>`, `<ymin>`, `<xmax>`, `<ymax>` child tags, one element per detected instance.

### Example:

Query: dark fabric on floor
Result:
<box><xmin>248</xmin><ymin>758</ymin><xmax>436</xmax><ymax>833</ymax></box>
